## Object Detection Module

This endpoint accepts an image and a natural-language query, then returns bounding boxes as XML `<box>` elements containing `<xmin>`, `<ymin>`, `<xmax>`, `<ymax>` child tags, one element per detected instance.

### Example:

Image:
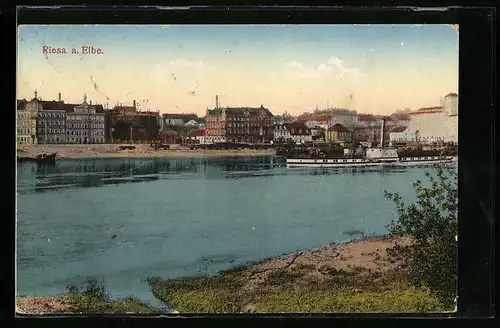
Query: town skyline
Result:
<box><xmin>18</xmin><ymin>24</ymin><xmax>458</xmax><ymax>116</ymax></box>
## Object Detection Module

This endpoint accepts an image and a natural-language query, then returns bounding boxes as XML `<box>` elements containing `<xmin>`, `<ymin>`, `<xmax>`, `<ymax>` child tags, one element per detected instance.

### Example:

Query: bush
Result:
<box><xmin>384</xmin><ymin>164</ymin><xmax>458</xmax><ymax>307</ymax></box>
<box><xmin>65</xmin><ymin>278</ymin><xmax>161</xmax><ymax>313</ymax></box>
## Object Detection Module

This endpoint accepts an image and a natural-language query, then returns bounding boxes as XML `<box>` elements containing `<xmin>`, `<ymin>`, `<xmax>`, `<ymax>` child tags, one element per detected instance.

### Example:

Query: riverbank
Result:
<box><xmin>16</xmin><ymin>234</ymin><xmax>454</xmax><ymax>314</ymax></box>
<box><xmin>146</xmin><ymin>234</ymin><xmax>453</xmax><ymax>313</ymax></box>
<box><xmin>15</xmin><ymin>294</ymin><xmax>163</xmax><ymax>315</ymax></box>
<box><xmin>17</xmin><ymin>144</ymin><xmax>276</xmax><ymax>160</ymax></box>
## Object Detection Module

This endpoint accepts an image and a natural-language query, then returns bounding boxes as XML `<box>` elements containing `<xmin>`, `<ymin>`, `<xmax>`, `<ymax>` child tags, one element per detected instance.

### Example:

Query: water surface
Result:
<box><xmin>16</xmin><ymin>156</ymin><xmax>441</xmax><ymax>305</ymax></box>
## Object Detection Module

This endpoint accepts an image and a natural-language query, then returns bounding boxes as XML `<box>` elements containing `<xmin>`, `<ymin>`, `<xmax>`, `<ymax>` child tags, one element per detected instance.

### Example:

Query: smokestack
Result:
<box><xmin>90</xmin><ymin>100</ymin><xmax>92</xmax><ymax>105</ymax></box>
<box><xmin>380</xmin><ymin>118</ymin><xmax>385</xmax><ymax>147</ymax></box>
<box><xmin>133</xmin><ymin>100</ymin><xmax>136</xmax><ymax>109</ymax></box>
<box><xmin>215</xmin><ymin>95</ymin><xmax>219</xmax><ymax>109</ymax></box>
<box><xmin>58</xmin><ymin>93</ymin><xmax>61</xmax><ymax>102</ymax></box>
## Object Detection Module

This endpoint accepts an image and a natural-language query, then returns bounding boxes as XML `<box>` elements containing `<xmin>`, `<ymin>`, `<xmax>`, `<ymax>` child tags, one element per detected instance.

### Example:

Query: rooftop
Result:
<box><xmin>327</xmin><ymin>123</ymin><xmax>350</xmax><ymax>133</ymax></box>
<box><xmin>283</xmin><ymin>122</ymin><xmax>311</xmax><ymax>135</ymax></box>
<box><xmin>389</xmin><ymin>126</ymin><xmax>408</xmax><ymax>133</ymax></box>
<box><xmin>39</xmin><ymin>100</ymin><xmax>78</xmax><ymax>113</ymax></box>
<box><xmin>113</xmin><ymin>105</ymin><xmax>136</xmax><ymax>113</ymax></box>
<box><xmin>17</xmin><ymin>99</ymin><xmax>28</xmax><ymax>110</ymax></box>
<box><xmin>312</xmin><ymin>116</ymin><xmax>330</xmax><ymax>122</ymax></box>
<box><xmin>207</xmin><ymin>105</ymin><xmax>274</xmax><ymax>117</ymax></box>
<box><xmin>357</xmin><ymin>114</ymin><xmax>377</xmax><ymax>121</ymax></box>
<box><xmin>163</xmin><ymin>113</ymin><xmax>198</xmax><ymax>120</ymax></box>
<box><xmin>189</xmin><ymin>129</ymin><xmax>205</xmax><ymax>137</ymax></box>
<box><xmin>410</xmin><ymin>106</ymin><xmax>443</xmax><ymax>115</ymax></box>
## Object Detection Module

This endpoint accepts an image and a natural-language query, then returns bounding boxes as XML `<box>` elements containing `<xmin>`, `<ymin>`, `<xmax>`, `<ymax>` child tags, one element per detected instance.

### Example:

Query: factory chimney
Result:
<box><xmin>215</xmin><ymin>95</ymin><xmax>219</xmax><ymax>109</ymax></box>
<box><xmin>133</xmin><ymin>100</ymin><xmax>136</xmax><ymax>109</ymax></box>
<box><xmin>58</xmin><ymin>93</ymin><xmax>61</xmax><ymax>102</ymax></box>
<box><xmin>380</xmin><ymin>118</ymin><xmax>385</xmax><ymax>148</ymax></box>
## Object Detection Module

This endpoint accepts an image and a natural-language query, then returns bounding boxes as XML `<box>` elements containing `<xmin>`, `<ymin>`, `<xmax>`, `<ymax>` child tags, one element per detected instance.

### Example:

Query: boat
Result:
<box><xmin>36</xmin><ymin>152</ymin><xmax>57</xmax><ymax>165</ymax></box>
<box><xmin>17</xmin><ymin>152</ymin><xmax>57</xmax><ymax>165</ymax></box>
<box><xmin>285</xmin><ymin>119</ymin><xmax>457</xmax><ymax>168</ymax></box>
<box><xmin>285</xmin><ymin>154</ymin><xmax>457</xmax><ymax>168</ymax></box>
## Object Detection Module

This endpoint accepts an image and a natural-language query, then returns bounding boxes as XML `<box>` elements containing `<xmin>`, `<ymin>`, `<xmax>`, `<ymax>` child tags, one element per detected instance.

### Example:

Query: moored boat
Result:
<box><xmin>285</xmin><ymin>155</ymin><xmax>457</xmax><ymax>168</ymax></box>
<box><xmin>36</xmin><ymin>153</ymin><xmax>57</xmax><ymax>165</ymax></box>
<box><xmin>17</xmin><ymin>152</ymin><xmax>57</xmax><ymax>165</ymax></box>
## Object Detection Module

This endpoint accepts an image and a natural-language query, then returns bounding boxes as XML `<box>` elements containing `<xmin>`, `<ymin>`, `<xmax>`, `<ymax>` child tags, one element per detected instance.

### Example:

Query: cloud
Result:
<box><xmin>286</xmin><ymin>60</ymin><xmax>304</xmax><ymax>70</ymax></box>
<box><xmin>285</xmin><ymin>56</ymin><xmax>362</xmax><ymax>80</ymax></box>
<box><xmin>168</xmin><ymin>58</ymin><xmax>206</xmax><ymax>68</ymax></box>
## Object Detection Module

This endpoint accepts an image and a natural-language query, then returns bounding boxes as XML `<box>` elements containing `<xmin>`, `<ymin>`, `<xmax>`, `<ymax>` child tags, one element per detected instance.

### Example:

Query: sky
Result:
<box><xmin>17</xmin><ymin>24</ymin><xmax>458</xmax><ymax>116</ymax></box>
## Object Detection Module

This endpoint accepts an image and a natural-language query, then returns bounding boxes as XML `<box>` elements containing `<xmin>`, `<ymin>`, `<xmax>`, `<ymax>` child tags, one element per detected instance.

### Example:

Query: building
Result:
<box><xmin>16</xmin><ymin>98</ymin><xmax>39</xmax><ymax>145</ymax></box>
<box><xmin>163</xmin><ymin>113</ymin><xmax>199</xmax><ymax>127</ymax></box>
<box><xmin>356</xmin><ymin>114</ymin><xmax>379</xmax><ymax>128</ymax></box>
<box><xmin>389</xmin><ymin>113</ymin><xmax>411</xmax><ymax>128</ymax></box>
<box><xmin>353</xmin><ymin>126</ymin><xmax>379</xmax><ymax>143</ymax></box>
<box><xmin>109</xmin><ymin>109</ymin><xmax>160</xmax><ymax>142</ymax></box>
<box><xmin>330</xmin><ymin>108</ymin><xmax>359</xmax><ymax>128</ymax></box>
<box><xmin>108</xmin><ymin>101</ymin><xmax>137</xmax><ymax>142</ymax></box>
<box><xmin>205</xmin><ymin>105</ymin><xmax>274</xmax><ymax>144</ymax></box>
<box><xmin>273</xmin><ymin>123</ymin><xmax>291</xmax><ymax>142</ymax></box>
<box><xmin>393</xmin><ymin>93</ymin><xmax>458</xmax><ymax>144</ymax></box>
<box><xmin>388</xmin><ymin>126</ymin><xmax>410</xmax><ymax>143</ymax></box>
<box><xmin>65</xmin><ymin>94</ymin><xmax>106</xmax><ymax>144</ymax></box>
<box><xmin>184</xmin><ymin>118</ymin><xmax>205</xmax><ymax>129</ymax></box>
<box><xmin>38</xmin><ymin>99</ymin><xmax>72</xmax><ymax>144</ymax></box>
<box><xmin>107</xmin><ymin>101</ymin><xmax>159</xmax><ymax>142</ymax></box>
<box><xmin>284</xmin><ymin>122</ymin><xmax>312</xmax><ymax>144</ymax></box>
<box><xmin>273</xmin><ymin>112</ymin><xmax>296</xmax><ymax>125</ymax></box>
<box><xmin>302</xmin><ymin>116</ymin><xmax>331</xmax><ymax>130</ymax></box>
<box><xmin>310</xmin><ymin>127</ymin><xmax>326</xmax><ymax>141</ymax></box>
<box><xmin>135</xmin><ymin>111</ymin><xmax>161</xmax><ymax>141</ymax></box>
<box><xmin>326</xmin><ymin>123</ymin><xmax>353</xmax><ymax>142</ymax></box>
<box><xmin>187</xmin><ymin>129</ymin><xmax>205</xmax><ymax>144</ymax></box>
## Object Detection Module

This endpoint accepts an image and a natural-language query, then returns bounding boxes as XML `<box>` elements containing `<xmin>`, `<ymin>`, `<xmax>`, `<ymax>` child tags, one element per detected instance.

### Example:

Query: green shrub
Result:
<box><xmin>65</xmin><ymin>278</ymin><xmax>160</xmax><ymax>313</ymax></box>
<box><xmin>384</xmin><ymin>164</ymin><xmax>458</xmax><ymax>307</ymax></box>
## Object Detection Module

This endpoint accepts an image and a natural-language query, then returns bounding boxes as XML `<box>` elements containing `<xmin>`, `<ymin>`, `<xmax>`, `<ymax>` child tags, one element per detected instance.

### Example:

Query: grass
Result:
<box><xmin>145</xmin><ymin>275</ymin><xmax>244</xmax><ymax>313</ymax></box>
<box><xmin>254</xmin><ymin>284</ymin><xmax>447</xmax><ymax>313</ymax></box>
<box><xmin>145</xmin><ymin>264</ymin><xmax>452</xmax><ymax>313</ymax></box>
<box><xmin>64</xmin><ymin>278</ymin><xmax>163</xmax><ymax>314</ymax></box>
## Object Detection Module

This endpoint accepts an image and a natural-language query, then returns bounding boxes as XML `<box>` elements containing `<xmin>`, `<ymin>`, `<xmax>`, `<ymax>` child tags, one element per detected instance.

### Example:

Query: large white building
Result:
<box><xmin>389</xmin><ymin>93</ymin><xmax>458</xmax><ymax>143</ymax></box>
<box><xmin>330</xmin><ymin>108</ymin><xmax>359</xmax><ymax>128</ymax></box>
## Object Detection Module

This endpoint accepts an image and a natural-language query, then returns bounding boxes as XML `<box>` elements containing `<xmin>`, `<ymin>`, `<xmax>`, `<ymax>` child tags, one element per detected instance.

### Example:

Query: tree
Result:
<box><xmin>384</xmin><ymin>164</ymin><xmax>458</xmax><ymax>307</ymax></box>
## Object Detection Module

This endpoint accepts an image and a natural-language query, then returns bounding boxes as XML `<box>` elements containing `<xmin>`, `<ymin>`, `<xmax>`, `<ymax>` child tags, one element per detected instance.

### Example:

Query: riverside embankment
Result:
<box><xmin>17</xmin><ymin>144</ymin><xmax>276</xmax><ymax>160</ymax></box>
<box><xmin>16</xmin><ymin>234</ymin><xmax>453</xmax><ymax>314</ymax></box>
<box><xmin>146</xmin><ymin>234</ymin><xmax>451</xmax><ymax>313</ymax></box>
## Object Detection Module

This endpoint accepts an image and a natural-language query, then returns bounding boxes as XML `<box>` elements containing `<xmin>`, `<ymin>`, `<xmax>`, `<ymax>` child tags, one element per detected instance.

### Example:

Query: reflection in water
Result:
<box><xmin>16</xmin><ymin>157</ymin><xmax>286</xmax><ymax>194</ymax></box>
<box><xmin>16</xmin><ymin>156</ymin><xmax>437</xmax><ymax>194</ymax></box>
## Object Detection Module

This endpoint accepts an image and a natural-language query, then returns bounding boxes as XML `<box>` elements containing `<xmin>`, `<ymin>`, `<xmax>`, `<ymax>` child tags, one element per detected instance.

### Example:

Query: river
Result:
<box><xmin>16</xmin><ymin>156</ymin><xmax>442</xmax><ymax>307</ymax></box>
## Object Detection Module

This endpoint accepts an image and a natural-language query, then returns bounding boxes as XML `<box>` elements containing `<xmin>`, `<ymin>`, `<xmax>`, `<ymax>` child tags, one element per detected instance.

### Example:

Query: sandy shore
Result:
<box><xmin>17</xmin><ymin>144</ymin><xmax>276</xmax><ymax>160</ymax></box>
<box><xmin>16</xmin><ymin>296</ymin><xmax>73</xmax><ymax>315</ymax></box>
<box><xmin>226</xmin><ymin>234</ymin><xmax>413</xmax><ymax>294</ymax></box>
<box><xmin>15</xmin><ymin>235</ymin><xmax>413</xmax><ymax>314</ymax></box>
